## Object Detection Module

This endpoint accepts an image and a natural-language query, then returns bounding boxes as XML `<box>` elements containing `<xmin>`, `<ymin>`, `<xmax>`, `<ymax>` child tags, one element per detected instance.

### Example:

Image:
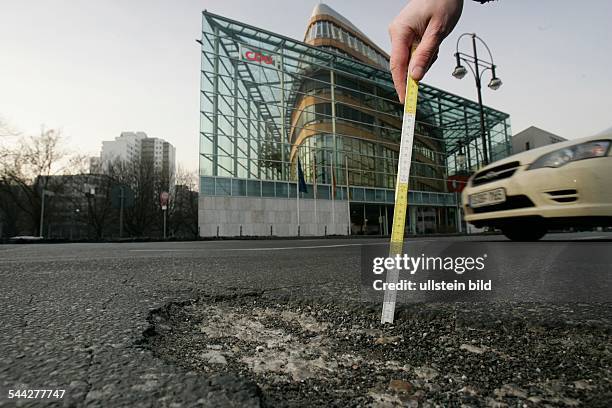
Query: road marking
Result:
<box><xmin>129</xmin><ymin>243</ymin><xmax>387</xmax><ymax>252</ymax></box>
<box><xmin>224</xmin><ymin>239</ymin><xmax>436</xmax><ymax>251</ymax></box>
<box><xmin>129</xmin><ymin>249</ymin><xmax>199</xmax><ymax>252</ymax></box>
<box><xmin>574</xmin><ymin>235</ymin><xmax>606</xmax><ymax>240</ymax></box>
<box><xmin>221</xmin><ymin>243</ymin><xmax>387</xmax><ymax>251</ymax></box>
<box><xmin>128</xmin><ymin>241</ymin><xmax>441</xmax><ymax>253</ymax></box>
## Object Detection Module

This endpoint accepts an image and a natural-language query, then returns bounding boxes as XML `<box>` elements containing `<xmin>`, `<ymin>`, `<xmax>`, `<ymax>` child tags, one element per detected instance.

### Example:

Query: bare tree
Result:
<box><xmin>104</xmin><ymin>156</ymin><xmax>166</xmax><ymax>237</ymax></box>
<box><xmin>61</xmin><ymin>173</ymin><xmax>116</xmax><ymax>240</ymax></box>
<box><xmin>0</xmin><ymin>185</ymin><xmax>20</xmax><ymax>238</ymax></box>
<box><xmin>0</xmin><ymin>118</ymin><xmax>20</xmax><ymax>164</ymax></box>
<box><xmin>0</xmin><ymin>128</ymin><xmax>69</xmax><ymax>235</ymax></box>
<box><xmin>65</xmin><ymin>154</ymin><xmax>92</xmax><ymax>175</ymax></box>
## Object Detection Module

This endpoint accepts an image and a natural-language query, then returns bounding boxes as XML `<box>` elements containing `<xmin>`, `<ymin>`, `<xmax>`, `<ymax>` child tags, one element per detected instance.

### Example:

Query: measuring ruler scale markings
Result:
<box><xmin>381</xmin><ymin>57</ymin><xmax>419</xmax><ymax>324</ymax></box>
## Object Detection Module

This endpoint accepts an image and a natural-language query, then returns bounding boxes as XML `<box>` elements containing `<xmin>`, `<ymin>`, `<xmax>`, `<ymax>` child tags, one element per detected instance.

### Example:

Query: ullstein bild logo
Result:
<box><xmin>241</xmin><ymin>46</ymin><xmax>275</xmax><ymax>65</ymax></box>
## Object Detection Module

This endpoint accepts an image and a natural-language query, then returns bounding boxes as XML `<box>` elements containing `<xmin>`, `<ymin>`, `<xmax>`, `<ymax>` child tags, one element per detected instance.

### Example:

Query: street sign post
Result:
<box><xmin>160</xmin><ymin>192</ymin><xmax>170</xmax><ymax>239</ymax></box>
<box><xmin>111</xmin><ymin>185</ymin><xmax>134</xmax><ymax>238</ymax></box>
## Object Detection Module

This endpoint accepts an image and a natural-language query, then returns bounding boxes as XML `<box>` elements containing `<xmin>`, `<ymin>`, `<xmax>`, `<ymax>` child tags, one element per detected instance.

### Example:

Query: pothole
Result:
<box><xmin>141</xmin><ymin>294</ymin><xmax>612</xmax><ymax>407</ymax></box>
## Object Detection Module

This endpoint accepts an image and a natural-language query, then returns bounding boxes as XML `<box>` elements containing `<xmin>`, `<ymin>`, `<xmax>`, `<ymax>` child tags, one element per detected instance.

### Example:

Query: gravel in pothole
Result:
<box><xmin>142</xmin><ymin>295</ymin><xmax>611</xmax><ymax>407</ymax></box>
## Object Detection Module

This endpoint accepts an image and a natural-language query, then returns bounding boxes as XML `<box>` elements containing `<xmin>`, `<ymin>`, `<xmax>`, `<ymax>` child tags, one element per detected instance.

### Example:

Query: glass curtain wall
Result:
<box><xmin>199</xmin><ymin>11</ymin><xmax>511</xmax><ymax>207</ymax></box>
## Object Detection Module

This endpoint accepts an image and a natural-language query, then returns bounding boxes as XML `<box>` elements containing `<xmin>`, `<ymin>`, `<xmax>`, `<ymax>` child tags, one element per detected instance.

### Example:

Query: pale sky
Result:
<box><xmin>1</xmin><ymin>0</ymin><xmax>611</xmax><ymax>171</ymax></box>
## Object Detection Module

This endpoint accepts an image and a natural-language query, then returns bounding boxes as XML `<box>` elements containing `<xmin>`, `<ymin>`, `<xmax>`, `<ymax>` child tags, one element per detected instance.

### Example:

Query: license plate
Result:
<box><xmin>470</xmin><ymin>188</ymin><xmax>506</xmax><ymax>208</ymax></box>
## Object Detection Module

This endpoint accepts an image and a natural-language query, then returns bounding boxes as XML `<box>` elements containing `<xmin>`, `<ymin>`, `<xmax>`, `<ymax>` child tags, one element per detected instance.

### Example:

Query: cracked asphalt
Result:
<box><xmin>0</xmin><ymin>232</ymin><xmax>611</xmax><ymax>407</ymax></box>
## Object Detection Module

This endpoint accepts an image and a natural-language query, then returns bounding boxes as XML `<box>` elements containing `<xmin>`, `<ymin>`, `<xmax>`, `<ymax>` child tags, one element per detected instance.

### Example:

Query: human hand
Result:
<box><xmin>389</xmin><ymin>0</ymin><xmax>464</xmax><ymax>102</ymax></box>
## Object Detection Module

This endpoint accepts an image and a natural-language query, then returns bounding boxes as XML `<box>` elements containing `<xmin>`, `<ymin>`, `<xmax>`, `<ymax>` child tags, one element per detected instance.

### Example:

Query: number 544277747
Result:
<box><xmin>8</xmin><ymin>389</ymin><xmax>65</xmax><ymax>399</ymax></box>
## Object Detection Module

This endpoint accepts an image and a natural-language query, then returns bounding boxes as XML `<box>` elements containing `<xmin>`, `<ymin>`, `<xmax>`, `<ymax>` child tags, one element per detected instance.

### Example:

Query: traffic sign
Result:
<box><xmin>160</xmin><ymin>191</ymin><xmax>170</xmax><ymax>207</ymax></box>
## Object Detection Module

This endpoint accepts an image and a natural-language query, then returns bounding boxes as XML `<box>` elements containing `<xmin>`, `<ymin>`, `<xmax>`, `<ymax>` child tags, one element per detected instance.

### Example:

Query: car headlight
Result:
<box><xmin>528</xmin><ymin>140</ymin><xmax>610</xmax><ymax>170</ymax></box>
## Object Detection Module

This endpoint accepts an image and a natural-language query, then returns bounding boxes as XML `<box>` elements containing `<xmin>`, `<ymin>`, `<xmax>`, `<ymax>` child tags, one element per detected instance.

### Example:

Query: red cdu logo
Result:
<box><xmin>241</xmin><ymin>46</ymin><xmax>275</xmax><ymax>65</ymax></box>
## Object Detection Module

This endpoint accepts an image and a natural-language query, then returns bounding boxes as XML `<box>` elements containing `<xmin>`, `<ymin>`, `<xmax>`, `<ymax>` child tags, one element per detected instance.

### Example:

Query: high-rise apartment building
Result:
<box><xmin>101</xmin><ymin>131</ymin><xmax>147</xmax><ymax>165</ymax></box>
<box><xmin>140</xmin><ymin>137</ymin><xmax>177</xmax><ymax>189</ymax></box>
<box><xmin>100</xmin><ymin>131</ymin><xmax>176</xmax><ymax>190</ymax></box>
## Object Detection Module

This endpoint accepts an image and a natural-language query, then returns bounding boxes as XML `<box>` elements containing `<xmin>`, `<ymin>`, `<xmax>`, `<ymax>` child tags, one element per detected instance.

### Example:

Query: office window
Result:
<box><xmin>262</xmin><ymin>181</ymin><xmax>275</xmax><ymax>197</ymax></box>
<box><xmin>215</xmin><ymin>178</ymin><xmax>231</xmax><ymax>196</ymax></box>
<box><xmin>247</xmin><ymin>180</ymin><xmax>261</xmax><ymax>197</ymax></box>
<box><xmin>322</xmin><ymin>21</ymin><xmax>329</xmax><ymax>37</ymax></box>
<box><xmin>231</xmin><ymin>179</ymin><xmax>246</xmax><ymax>196</ymax></box>
<box><xmin>332</xmin><ymin>24</ymin><xmax>340</xmax><ymax>40</ymax></box>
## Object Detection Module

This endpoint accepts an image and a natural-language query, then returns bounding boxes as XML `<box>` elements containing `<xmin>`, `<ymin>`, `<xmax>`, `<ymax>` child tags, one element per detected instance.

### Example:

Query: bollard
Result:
<box><xmin>298</xmin><ymin>225</ymin><xmax>301</xmax><ymax>237</ymax></box>
<box><xmin>216</xmin><ymin>225</ymin><xmax>219</xmax><ymax>238</ymax></box>
<box><xmin>270</xmin><ymin>225</ymin><xmax>273</xmax><ymax>236</ymax></box>
<box><xmin>240</xmin><ymin>225</ymin><xmax>243</xmax><ymax>237</ymax></box>
<box><xmin>324</xmin><ymin>225</ymin><xmax>327</xmax><ymax>236</ymax></box>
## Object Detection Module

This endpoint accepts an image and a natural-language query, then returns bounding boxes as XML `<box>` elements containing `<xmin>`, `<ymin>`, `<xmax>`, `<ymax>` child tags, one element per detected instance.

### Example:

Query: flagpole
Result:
<box><xmin>312</xmin><ymin>152</ymin><xmax>317</xmax><ymax>235</ymax></box>
<box><xmin>331</xmin><ymin>153</ymin><xmax>335</xmax><ymax>235</ymax></box>
<box><xmin>345</xmin><ymin>155</ymin><xmax>351</xmax><ymax>236</ymax></box>
<box><xmin>296</xmin><ymin>156</ymin><xmax>300</xmax><ymax>235</ymax></box>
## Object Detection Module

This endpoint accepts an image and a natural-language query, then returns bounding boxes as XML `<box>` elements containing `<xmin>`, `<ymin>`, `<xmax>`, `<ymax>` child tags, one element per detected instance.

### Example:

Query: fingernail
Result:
<box><xmin>411</xmin><ymin>66</ymin><xmax>425</xmax><ymax>80</ymax></box>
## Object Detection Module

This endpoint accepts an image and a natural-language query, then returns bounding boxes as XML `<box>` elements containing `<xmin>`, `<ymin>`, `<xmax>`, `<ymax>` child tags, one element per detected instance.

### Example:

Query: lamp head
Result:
<box><xmin>452</xmin><ymin>52</ymin><xmax>467</xmax><ymax>79</ymax></box>
<box><xmin>452</xmin><ymin>65</ymin><xmax>467</xmax><ymax>79</ymax></box>
<box><xmin>488</xmin><ymin>77</ymin><xmax>502</xmax><ymax>90</ymax></box>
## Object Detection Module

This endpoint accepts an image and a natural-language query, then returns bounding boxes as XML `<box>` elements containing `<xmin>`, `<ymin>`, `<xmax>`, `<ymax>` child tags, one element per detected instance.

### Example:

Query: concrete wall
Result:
<box><xmin>512</xmin><ymin>126</ymin><xmax>566</xmax><ymax>154</ymax></box>
<box><xmin>198</xmin><ymin>196</ymin><xmax>349</xmax><ymax>237</ymax></box>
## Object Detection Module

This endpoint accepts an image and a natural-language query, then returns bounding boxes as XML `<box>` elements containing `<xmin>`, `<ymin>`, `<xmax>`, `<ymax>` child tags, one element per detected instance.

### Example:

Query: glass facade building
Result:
<box><xmin>199</xmin><ymin>6</ymin><xmax>511</xmax><ymax>236</ymax></box>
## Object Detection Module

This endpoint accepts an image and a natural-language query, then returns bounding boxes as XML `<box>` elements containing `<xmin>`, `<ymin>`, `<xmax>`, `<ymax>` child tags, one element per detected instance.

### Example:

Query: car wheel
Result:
<box><xmin>501</xmin><ymin>223</ymin><xmax>547</xmax><ymax>241</ymax></box>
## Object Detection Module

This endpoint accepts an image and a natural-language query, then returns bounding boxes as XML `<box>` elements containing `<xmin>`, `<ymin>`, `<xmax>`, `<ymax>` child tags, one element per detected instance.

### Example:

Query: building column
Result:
<box><xmin>279</xmin><ymin>51</ymin><xmax>286</xmax><ymax>180</ymax></box>
<box><xmin>503</xmin><ymin>120</ymin><xmax>511</xmax><ymax>156</ymax></box>
<box><xmin>212</xmin><ymin>26</ymin><xmax>220</xmax><ymax>176</ymax></box>
<box><xmin>330</xmin><ymin>66</ymin><xmax>337</xmax><ymax>190</ymax></box>
<box><xmin>487</xmin><ymin>130</ymin><xmax>493</xmax><ymax>163</ymax></box>
<box><xmin>257</xmin><ymin>110</ymin><xmax>262</xmax><ymax>179</ymax></box>
<box><xmin>246</xmin><ymin>92</ymin><xmax>252</xmax><ymax>177</ymax></box>
<box><xmin>410</xmin><ymin>206</ymin><xmax>417</xmax><ymax>235</ymax></box>
<box><xmin>233</xmin><ymin>62</ymin><xmax>239</xmax><ymax>177</ymax></box>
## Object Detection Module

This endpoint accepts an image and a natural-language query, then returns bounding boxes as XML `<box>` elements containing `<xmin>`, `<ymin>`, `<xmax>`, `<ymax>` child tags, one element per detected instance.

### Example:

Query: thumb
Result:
<box><xmin>408</xmin><ymin>22</ymin><xmax>444</xmax><ymax>81</ymax></box>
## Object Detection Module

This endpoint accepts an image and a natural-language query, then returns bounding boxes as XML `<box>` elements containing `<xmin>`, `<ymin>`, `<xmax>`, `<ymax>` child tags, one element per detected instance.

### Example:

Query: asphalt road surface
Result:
<box><xmin>0</xmin><ymin>232</ymin><xmax>610</xmax><ymax>407</ymax></box>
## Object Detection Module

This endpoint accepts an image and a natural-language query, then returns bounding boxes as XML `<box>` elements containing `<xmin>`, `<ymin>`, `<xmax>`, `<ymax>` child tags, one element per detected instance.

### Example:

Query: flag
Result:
<box><xmin>297</xmin><ymin>157</ymin><xmax>308</xmax><ymax>193</ymax></box>
<box><xmin>312</xmin><ymin>154</ymin><xmax>317</xmax><ymax>198</ymax></box>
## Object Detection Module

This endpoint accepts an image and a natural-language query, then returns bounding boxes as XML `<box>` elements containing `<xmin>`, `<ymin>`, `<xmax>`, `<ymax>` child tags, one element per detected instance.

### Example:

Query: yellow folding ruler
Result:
<box><xmin>381</xmin><ymin>52</ymin><xmax>419</xmax><ymax>324</ymax></box>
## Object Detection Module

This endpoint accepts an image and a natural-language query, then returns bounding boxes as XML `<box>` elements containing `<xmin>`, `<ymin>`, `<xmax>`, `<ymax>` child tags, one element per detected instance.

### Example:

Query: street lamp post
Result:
<box><xmin>71</xmin><ymin>208</ymin><xmax>80</xmax><ymax>241</ymax></box>
<box><xmin>39</xmin><ymin>189</ymin><xmax>55</xmax><ymax>238</ymax></box>
<box><xmin>452</xmin><ymin>33</ymin><xmax>502</xmax><ymax>166</ymax></box>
